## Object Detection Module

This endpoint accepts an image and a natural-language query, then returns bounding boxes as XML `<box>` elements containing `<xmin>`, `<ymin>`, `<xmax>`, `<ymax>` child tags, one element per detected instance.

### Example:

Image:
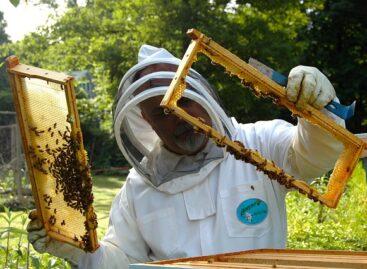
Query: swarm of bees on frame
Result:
<box><xmin>28</xmin><ymin>119</ymin><xmax>97</xmax><ymax>251</ymax></box>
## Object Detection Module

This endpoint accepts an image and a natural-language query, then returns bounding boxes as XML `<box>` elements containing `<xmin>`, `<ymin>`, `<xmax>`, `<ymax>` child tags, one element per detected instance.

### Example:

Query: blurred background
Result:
<box><xmin>0</xmin><ymin>0</ymin><xmax>366</xmax><ymax>268</ymax></box>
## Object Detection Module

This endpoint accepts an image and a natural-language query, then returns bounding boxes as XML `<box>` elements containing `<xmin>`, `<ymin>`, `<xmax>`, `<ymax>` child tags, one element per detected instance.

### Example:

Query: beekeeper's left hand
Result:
<box><xmin>27</xmin><ymin>210</ymin><xmax>85</xmax><ymax>268</ymax></box>
<box><xmin>286</xmin><ymin>66</ymin><xmax>336</xmax><ymax>110</ymax></box>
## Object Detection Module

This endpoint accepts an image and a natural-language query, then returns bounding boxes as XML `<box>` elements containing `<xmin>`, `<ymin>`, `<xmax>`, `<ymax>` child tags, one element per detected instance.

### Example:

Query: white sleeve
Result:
<box><xmin>78</xmin><ymin>179</ymin><xmax>151</xmax><ymax>269</ymax></box>
<box><xmin>241</xmin><ymin>98</ymin><xmax>344</xmax><ymax>183</ymax></box>
<box><xmin>286</xmin><ymin>99</ymin><xmax>345</xmax><ymax>180</ymax></box>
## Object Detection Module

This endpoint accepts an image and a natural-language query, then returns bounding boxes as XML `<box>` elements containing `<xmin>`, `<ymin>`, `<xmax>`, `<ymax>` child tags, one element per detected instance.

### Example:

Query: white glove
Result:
<box><xmin>27</xmin><ymin>211</ymin><xmax>85</xmax><ymax>267</ymax></box>
<box><xmin>286</xmin><ymin>65</ymin><xmax>336</xmax><ymax>110</ymax></box>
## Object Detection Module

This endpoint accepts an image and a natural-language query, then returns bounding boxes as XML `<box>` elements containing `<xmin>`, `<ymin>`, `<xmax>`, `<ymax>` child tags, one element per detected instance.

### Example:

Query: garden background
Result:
<box><xmin>0</xmin><ymin>0</ymin><xmax>366</xmax><ymax>268</ymax></box>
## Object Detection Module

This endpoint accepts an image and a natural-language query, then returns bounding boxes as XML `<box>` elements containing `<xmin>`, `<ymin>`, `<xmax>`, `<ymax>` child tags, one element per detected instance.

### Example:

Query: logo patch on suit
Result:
<box><xmin>236</xmin><ymin>198</ymin><xmax>268</xmax><ymax>225</ymax></box>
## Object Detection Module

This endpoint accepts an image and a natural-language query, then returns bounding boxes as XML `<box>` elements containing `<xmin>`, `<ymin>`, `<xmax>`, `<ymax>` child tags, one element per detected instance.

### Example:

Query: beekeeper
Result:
<box><xmin>27</xmin><ymin>45</ymin><xmax>344</xmax><ymax>268</ymax></box>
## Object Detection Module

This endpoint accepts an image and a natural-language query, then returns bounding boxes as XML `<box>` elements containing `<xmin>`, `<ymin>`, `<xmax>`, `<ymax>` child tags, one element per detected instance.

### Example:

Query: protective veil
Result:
<box><xmin>113</xmin><ymin>45</ymin><xmax>236</xmax><ymax>193</ymax></box>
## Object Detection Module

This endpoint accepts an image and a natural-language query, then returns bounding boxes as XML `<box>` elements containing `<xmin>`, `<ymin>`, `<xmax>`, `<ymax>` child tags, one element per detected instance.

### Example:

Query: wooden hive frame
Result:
<box><xmin>130</xmin><ymin>249</ymin><xmax>367</xmax><ymax>269</ymax></box>
<box><xmin>161</xmin><ymin>29</ymin><xmax>367</xmax><ymax>208</ymax></box>
<box><xmin>6</xmin><ymin>56</ymin><xmax>98</xmax><ymax>251</ymax></box>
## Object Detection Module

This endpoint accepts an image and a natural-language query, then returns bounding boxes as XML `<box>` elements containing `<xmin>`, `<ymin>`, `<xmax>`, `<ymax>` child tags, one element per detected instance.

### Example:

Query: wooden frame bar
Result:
<box><xmin>161</xmin><ymin>29</ymin><xmax>367</xmax><ymax>208</ymax></box>
<box><xmin>130</xmin><ymin>249</ymin><xmax>367</xmax><ymax>269</ymax></box>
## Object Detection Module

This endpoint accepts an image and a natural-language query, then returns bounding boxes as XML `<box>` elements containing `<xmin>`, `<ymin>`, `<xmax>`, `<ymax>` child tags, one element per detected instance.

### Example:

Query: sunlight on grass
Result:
<box><xmin>92</xmin><ymin>174</ymin><xmax>125</xmax><ymax>238</ymax></box>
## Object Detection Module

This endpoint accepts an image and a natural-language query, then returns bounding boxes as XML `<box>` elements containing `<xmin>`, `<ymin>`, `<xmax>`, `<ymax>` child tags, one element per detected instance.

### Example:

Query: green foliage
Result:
<box><xmin>1</xmin><ymin>0</ymin><xmax>365</xmax><ymax>167</ymax></box>
<box><xmin>0</xmin><ymin>0</ymin><xmax>311</xmax><ymax>167</ymax></box>
<box><xmin>0</xmin><ymin>207</ymin><xmax>26</xmax><ymax>268</ymax></box>
<box><xmin>0</xmin><ymin>12</ymin><xmax>9</xmax><ymax>44</ymax></box>
<box><xmin>9</xmin><ymin>0</ymin><xmax>21</xmax><ymax>8</ymax></box>
<box><xmin>302</xmin><ymin>0</ymin><xmax>367</xmax><ymax>132</ymax></box>
<box><xmin>0</xmin><ymin>10</ymin><xmax>11</xmax><ymax>116</ymax></box>
<box><xmin>0</xmin><ymin>175</ymin><xmax>122</xmax><ymax>268</ymax></box>
<box><xmin>287</xmin><ymin>161</ymin><xmax>367</xmax><ymax>250</ymax></box>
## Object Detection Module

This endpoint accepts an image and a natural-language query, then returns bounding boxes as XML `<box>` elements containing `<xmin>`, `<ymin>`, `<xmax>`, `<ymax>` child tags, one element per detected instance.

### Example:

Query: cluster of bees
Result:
<box><xmin>225</xmin><ymin>140</ymin><xmax>295</xmax><ymax>188</ymax></box>
<box><xmin>71</xmin><ymin>215</ymin><xmax>97</xmax><ymax>251</ymax></box>
<box><xmin>28</xmin><ymin>121</ymin><xmax>96</xmax><ymax>250</ymax></box>
<box><xmin>28</xmin><ymin>123</ymin><xmax>71</xmax><ymax>175</ymax></box>
<box><xmin>223</xmin><ymin>139</ymin><xmax>320</xmax><ymax>202</ymax></box>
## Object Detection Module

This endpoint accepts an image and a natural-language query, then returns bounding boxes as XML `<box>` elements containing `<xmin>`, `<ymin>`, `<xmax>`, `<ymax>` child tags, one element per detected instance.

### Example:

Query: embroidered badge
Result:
<box><xmin>236</xmin><ymin>198</ymin><xmax>268</xmax><ymax>225</ymax></box>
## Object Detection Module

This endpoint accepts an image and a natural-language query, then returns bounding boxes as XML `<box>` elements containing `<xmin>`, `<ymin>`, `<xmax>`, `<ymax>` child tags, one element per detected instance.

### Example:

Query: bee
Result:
<box><xmin>48</xmin><ymin>215</ymin><xmax>56</xmax><ymax>226</ymax></box>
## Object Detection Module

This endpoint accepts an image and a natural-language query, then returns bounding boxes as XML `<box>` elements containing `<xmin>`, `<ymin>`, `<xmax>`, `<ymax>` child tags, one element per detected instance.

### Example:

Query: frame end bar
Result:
<box><xmin>187</xmin><ymin>28</ymin><xmax>202</xmax><ymax>40</ymax></box>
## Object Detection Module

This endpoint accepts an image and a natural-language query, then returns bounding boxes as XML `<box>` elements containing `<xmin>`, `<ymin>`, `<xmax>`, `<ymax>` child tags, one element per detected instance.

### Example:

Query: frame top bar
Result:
<box><xmin>6</xmin><ymin>55</ymin><xmax>73</xmax><ymax>84</ymax></box>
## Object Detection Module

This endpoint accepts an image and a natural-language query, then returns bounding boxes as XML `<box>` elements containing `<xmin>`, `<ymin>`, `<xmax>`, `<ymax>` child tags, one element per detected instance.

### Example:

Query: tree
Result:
<box><xmin>0</xmin><ymin>12</ymin><xmax>9</xmax><ymax>44</ymax></box>
<box><xmin>0</xmin><ymin>0</ymin><xmax>318</xmax><ymax>167</ymax></box>
<box><xmin>0</xmin><ymin>10</ymin><xmax>11</xmax><ymax>122</ymax></box>
<box><xmin>303</xmin><ymin>0</ymin><xmax>367</xmax><ymax>132</ymax></box>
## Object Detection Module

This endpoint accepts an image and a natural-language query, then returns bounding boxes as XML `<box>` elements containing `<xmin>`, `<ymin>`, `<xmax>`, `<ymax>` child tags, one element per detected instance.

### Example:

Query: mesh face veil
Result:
<box><xmin>113</xmin><ymin>45</ymin><xmax>235</xmax><ymax>189</ymax></box>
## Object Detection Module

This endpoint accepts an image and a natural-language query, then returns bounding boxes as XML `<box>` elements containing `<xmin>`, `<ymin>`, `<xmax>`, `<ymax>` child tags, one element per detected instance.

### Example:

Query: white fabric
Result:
<box><xmin>142</xmin><ymin>139</ymin><xmax>223</xmax><ymax>189</ymax></box>
<box><xmin>25</xmin><ymin>42</ymin><xmax>346</xmax><ymax>268</ymax></box>
<box><xmin>78</xmin><ymin>117</ymin><xmax>344</xmax><ymax>268</ymax></box>
<box><xmin>77</xmin><ymin>59</ymin><xmax>345</xmax><ymax>268</ymax></box>
<box><xmin>286</xmin><ymin>65</ymin><xmax>336</xmax><ymax>110</ymax></box>
<box><xmin>27</xmin><ymin>44</ymin><xmax>346</xmax><ymax>267</ymax></box>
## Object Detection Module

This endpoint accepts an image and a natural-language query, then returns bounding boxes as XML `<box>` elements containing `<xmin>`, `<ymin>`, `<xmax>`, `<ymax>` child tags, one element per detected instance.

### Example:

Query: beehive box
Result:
<box><xmin>130</xmin><ymin>249</ymin><xmax>367</xmax><ymax>269</ymax></box>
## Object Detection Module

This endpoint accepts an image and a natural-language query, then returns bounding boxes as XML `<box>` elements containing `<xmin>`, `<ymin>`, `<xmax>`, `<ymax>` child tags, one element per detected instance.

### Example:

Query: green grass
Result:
<box><xmin>0</xmin><ymin>162</ymin><xmax>366</xmax><ymax>268</ymax></box>
<box><xmin>92</xmin><ymin>174</ymin><xmax>125</xmax><ymax>237</ymax></box>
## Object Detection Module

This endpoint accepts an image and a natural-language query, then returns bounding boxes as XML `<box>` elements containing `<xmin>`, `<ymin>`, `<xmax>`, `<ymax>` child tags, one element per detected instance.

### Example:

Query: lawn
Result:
<box><xmin>92</xmin><ymin>174</ymin><xmax>125</xmax><ymax>238</ymax></box>
<box><xmin>0</xmin><ymin>162</ymin><xmax>366</xmax><ymax>268</ymax></box>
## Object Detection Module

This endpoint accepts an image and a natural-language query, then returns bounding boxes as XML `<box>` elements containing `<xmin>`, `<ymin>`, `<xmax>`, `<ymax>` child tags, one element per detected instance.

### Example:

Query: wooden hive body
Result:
<box><xmin>130</xmin><ymin>249</ymin><xmax>367</xmax><ymax>269</ymax></box>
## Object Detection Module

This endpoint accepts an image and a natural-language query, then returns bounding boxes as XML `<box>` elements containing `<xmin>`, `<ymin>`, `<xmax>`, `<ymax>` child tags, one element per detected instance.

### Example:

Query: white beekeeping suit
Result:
<box><xmin>77</xmin><ymin>45</ymin><xmax>344</xmax><ymax>268</ymax></box>
<box><xmin>27</xmin><ymin>44</ymin><xmax>345</xmax><ymax>268</ymax></box>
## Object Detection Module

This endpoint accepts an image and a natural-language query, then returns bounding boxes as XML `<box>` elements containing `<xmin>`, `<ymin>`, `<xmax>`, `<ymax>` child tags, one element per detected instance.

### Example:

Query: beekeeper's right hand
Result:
<box><xmin>27</xmin><ymin>211</ymin><xmax>85</xmax><ymax>268</ymax></box>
